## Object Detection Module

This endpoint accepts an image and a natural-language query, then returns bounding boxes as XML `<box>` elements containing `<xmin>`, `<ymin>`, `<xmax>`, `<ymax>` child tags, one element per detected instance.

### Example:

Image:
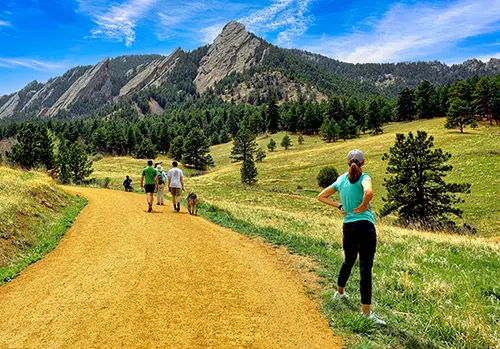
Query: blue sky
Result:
<box><xmin>1</xmin><ymin>0</ymin><xmax>500</xmax><ymax>96</ymax></box>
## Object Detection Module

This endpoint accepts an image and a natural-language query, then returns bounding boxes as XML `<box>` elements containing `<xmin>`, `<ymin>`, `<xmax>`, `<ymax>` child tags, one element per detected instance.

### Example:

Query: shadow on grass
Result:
<box><xmin>195</xmin><ymin>200</ymin><xmax>442</xmax><ymax>349</ymax></box>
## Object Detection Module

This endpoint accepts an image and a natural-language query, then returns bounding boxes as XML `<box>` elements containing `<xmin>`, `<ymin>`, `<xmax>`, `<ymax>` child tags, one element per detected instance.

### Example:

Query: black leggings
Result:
<box><xmin>338</xmin><ymin>220</ymin><xmax>377</xmax><ymax>305</ymax></box>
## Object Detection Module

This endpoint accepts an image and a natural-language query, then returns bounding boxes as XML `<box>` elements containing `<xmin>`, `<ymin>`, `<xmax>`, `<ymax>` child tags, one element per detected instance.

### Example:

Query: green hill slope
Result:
<box><xmin>0</xmin><ymin>167</ymin><xmax>85</xmax><ymax>283</ymax></box>
<box><xmin>91</xmin><ymin>118</ymin><xmax>499</xmax><ymax>348</ymax></box>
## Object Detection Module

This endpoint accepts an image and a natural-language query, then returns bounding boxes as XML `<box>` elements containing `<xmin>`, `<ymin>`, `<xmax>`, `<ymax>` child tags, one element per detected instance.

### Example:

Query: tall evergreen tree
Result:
<box><xmin>320</xmin><ymin>119</ymin><xmax>339</xmax><ymax>143</ymax></box>
<box><xmin>396</xmin><ymin>88</ymin><xmax>416</xmax><ymax>121</ymax></box>
<box><xmin>366</xmin><ymin>99</ymin><xmax>383</xmax><ymax>134</ymax></box>
<box><xmin>230</xmin><ymin>127</ymin><xmax>258</xmax><ymax>163</ymax></box>
<box><xmin>168</xmin><ymin>135</ymin><xmax>184</xmax><ymax>161</ymax></box>
<box><xmin>474</xmin><ymin>77</ymin><xmax>494</xmax><ymax>125</ymax></box>
<box><xmin>266</xmin><ymin>97</ymin><xmax>280</xmax><ymax>133</ymax></box>
<box><xmin>241</xmin><ymin>157</ymin><xmax>258</xmax><ymax>185</ymax></box>
<box><xmin>134</xmin><ymin>138</ymin><xmax>158</xmax><ymax>159</ymax></box>
<box><xmin>57</xmin><ymin>141</ymin><xmax>93</xmax><ymax>184</ymax></box>
<box><xmin>7</xmin><ymin>123</ymin><xmax>54</xmax><ymax>170</ymax></box>
<box><xmin>445</xmin><ymin>98</ymin><xmax>475</xmax><ymax>133</ymax></box>
<box><xmin>380</xmin><ymin>131</ymin><xmax>470</xmax><ymax>225</ymax></box>
<box><xmin>415</xmin><ymin>80</ymin><xmax>439</xmax><ymax>118</ymax></box>
<box><xmin>182</xmin><ymin>128</ymin><xmax>214</xmax><ymax>170</ymax></box>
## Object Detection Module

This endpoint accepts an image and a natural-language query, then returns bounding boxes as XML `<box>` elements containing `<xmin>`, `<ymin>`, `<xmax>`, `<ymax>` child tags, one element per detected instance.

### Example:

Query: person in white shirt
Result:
<box><xmin>167</xmin><ymin>161</ymin><xmax>185</xmax><ymax>212</ymax></box>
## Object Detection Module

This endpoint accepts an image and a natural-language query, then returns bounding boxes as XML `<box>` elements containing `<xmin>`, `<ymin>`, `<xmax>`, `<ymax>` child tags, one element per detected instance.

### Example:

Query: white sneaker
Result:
<box><xmin>366</xmin><ymin>311</ymin><xmax>386</xmax><ymax>326</ymax></box>
<box><xmin>333</xmin><ymin>291</ymin><xmax>349</xmax><ymax>300</ymax></box>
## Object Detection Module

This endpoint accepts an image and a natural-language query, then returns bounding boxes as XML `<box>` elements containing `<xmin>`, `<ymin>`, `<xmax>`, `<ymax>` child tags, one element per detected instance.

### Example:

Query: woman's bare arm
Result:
<box><xmin>353</xmin><ymin>178</ymin><xmax>373</xmax><ymax>214</ymax></box>
<box><xmin>317</xmin><ymin>186</ymin><xmax>341</xmax><ymax>208</ymax></box>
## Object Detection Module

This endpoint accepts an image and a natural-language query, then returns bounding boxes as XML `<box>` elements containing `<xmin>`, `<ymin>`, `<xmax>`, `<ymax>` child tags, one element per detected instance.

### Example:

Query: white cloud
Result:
<box><xmin>304</xmin><ymin>0</ymin><xmax>500</xmax><ymax>63</ymax></box>
<box><xmin>0</xmin><ymin>20</ymin><xmax>10</xmax><ymax>27</ymax></box>
<box><xmin>200</xmin><ymin>23</ymin><xmax>225</xmax><ymax>44</ymax></box>
<box><xmin>240</xmin><ymin>0</ymin><xmax>314</xmax><ymax>47</ymax></box>
<box><xmin>476</xmin><ymin>53</ymin><xmax>500</xmax><ymax>62</ymax></box>
<box><xmin>79</xmin><ymin>0</ymin><xmax>158</xmax><ymax>46</ymax></box>
<box><xmin>0</xmin><ymin>58</ymin><xmax>63</xmax><ymax>71</ymax></box>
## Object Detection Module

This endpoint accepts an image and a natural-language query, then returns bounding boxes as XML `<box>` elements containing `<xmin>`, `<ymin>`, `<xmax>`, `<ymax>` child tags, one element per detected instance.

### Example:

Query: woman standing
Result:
<box><xmin>318</xmin><ymin>149</ymin><xmax>385</xmax><ymax>325</ymax></box>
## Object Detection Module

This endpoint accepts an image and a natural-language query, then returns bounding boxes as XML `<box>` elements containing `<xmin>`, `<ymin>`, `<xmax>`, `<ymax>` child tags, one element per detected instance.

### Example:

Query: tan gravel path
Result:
<box><xmin>0</xmin><ymin>187</ymin><xmax>340</xmax><ymax>348</ymax></box>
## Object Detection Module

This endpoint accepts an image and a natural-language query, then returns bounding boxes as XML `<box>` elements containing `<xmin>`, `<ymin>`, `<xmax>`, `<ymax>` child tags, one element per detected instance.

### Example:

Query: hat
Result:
<box><xmin>157</xmin><ymin>165</ymin><xmax>163</xmax><ymax>172</ymax></box>
<box><xmin>347</xmin><ymin>149</ymin><xmax>365</xmax><ymax>165</ymax></box>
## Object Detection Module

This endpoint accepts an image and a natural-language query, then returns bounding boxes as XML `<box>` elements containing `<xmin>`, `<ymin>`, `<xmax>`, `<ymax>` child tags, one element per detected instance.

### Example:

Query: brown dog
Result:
<box><xmin>187</xmin><ymin>193</ymin><xmax>199</xmax><ymax>216</ymax></box>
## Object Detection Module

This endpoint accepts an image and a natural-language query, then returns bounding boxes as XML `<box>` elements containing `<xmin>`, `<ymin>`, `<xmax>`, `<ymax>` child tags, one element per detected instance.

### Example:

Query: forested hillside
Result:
<box><xmin>1</xmin><ymin>21</ymin><xmax>500</xmax><ymax>123</ymax></box>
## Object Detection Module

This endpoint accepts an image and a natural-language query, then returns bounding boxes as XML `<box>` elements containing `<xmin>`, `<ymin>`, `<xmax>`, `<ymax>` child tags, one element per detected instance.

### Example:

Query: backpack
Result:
<box><xmin>158</xmin><ymin>172</ymin><xmax>165</xmax><ymax>185</ymax></box>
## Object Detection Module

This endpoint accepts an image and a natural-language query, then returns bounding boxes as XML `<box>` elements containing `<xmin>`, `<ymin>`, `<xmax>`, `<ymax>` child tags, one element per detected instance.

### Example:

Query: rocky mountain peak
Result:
<box><xmin>119</xmin><ymin>47</ymin><xmax>184</xmax><ymax>97</ymax></box>
<box><xmin>194</xmin><ymin>21</ymin><xmax>265</xmax><ymax>93</ymax></box>
<box><xmin>46</xmin><ymin>57</ymin><xmax>112</xmax><ymax>117</ymax></box>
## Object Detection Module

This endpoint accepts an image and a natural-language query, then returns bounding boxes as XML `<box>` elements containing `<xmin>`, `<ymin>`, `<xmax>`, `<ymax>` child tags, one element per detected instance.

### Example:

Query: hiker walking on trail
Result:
<box><xmin>167</xmin><ymin>161</ymin><xmax>184</xmax><ymax>212</ymax></box>
<box><xmin>156</xmin><ymin>166</ymin><xmax>167</xmax><ymax>205</ymax></box>
<box><xmin>317</xmin><ymin>149</ymin><xmax>386</xmax><ymax>326</ymax></box>
<box><xmin>141</xmin><ymin>160</ymin><xmax>159</xmax><ymax>212</ymax></box>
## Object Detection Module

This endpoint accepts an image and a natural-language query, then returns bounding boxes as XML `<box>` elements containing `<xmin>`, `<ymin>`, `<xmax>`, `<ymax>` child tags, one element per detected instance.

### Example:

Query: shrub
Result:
<box><xmin>92</xmin><ymin>153</ymin><xmax>104</xmax><ymax>162</ymax></box>
<box><xmin>317</xmin><ymin>166</ymin><xmax>339</xmax><ymax>188</ymax></box>
<box><xmin>255</xmin><ymin>148</ymin><xmax>266</xmax><ymax>162</ymax></box>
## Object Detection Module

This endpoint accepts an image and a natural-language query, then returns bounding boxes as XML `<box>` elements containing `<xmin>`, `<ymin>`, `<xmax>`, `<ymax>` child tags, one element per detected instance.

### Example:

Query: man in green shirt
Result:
<box><xmin>141</xmin><ymin>160</ymin><xmax>159</xmax><ymax>212</ymax></box>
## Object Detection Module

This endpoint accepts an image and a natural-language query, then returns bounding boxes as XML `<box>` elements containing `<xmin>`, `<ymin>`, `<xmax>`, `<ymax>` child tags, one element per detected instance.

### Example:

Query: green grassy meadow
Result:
<box><xmin>0</xmin><ymin>167</ymin><xmax>87</xmax><ymax>284</ymax></box>
<box><xmin>93</xmin><ymin>118</ymin><xmax>500</xmax><ymax>348</ymax></box>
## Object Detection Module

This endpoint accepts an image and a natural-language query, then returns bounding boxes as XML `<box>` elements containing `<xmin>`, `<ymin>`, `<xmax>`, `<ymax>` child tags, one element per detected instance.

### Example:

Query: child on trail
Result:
<box><xmin>123</xmin><ymin>175</ymin><xmax>133</xmax><ymax>192</ymax></box>
<box><xmin>156</xmin><ymin>166</ymin><xmax>167</xmax><ymax>205</ymax></box>
<box><xmin>317</xmin><ymin>149</ymin><xmax>386</xmax><ymax>326</ymax></box>
<box><xmin>167</xmin><ymin>161</ymin><xmax>184</xmax><ymax>212</ymax></box>
<box><xmin>140</xmin><ymin>160</ymin><xmax>159</xmax><ymax>212</ymax></box>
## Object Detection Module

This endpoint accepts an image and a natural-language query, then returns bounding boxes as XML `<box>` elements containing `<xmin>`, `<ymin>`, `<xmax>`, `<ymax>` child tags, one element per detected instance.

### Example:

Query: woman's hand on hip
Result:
<box><xmin>353</xmin><ymin>204</ymin><xmax>369</xmax><ymax>214</ymax></box>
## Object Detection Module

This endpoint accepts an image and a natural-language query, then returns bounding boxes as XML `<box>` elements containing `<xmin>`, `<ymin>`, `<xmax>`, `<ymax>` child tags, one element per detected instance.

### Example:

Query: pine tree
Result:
<box><xmin>281</xmin><ymin>135</ymin><xmax>292</xmax><ymax>150</ymax></box>
<box><xmin>168</xmin><ymin>135</ymin><xmax>184</xmax><ymax>161</ymax></box>
<box><xmin>345</xmin><ymin>116</ymin><xmax>359</xmax><ymax>139</ymax></box>
<box><xmin>366</xmin><ymin>99</ymin><xmax>383</xmax><ymax>134</ymax></box>
<box><xmin>241</xmin><ymin>157</ymin><xmax>258</xmax><ymax>185</ymax></box>
<box><xmin>445</xmin><ymin>98</ymin><xmax>475</xmax><ymax>133</ymax></box>
<box><xmin>230</xmin><ymin>127</ymin><xmax>257</xmax><ymax>163</ymax></box>
<box><xmin>134</xmin><ymin>138</ymin><xmax>158</xmax><ymax>159</ymax></box>
<box><xmin>474</xmin><ymin>77</ymin><xmax>493</xmax><ymax>125</ymax></box>
<box><xmin>380</xmin><ymin>131</ymin><xmax>470</xmax><ymax>225</ymax></box>
<box><xmin>7</xmin><ymin>123</ymin><xmax>54</xmax><ymax>170</ymax></box>
<box><xmin>320</xmin><ymin>119</ymin><xmax>340</xmax><ymax>143</ymax></box>
<box><xmin>57</xmin><ymin>141</ymin><xmax>93</xmax><ymax>184</ymax></box>
<box><xmin>266</xmin><ymin>97</ymin><xmax>280</xmax><ymax>133</ymax></box>
<box><xmin>255</xmin><ymin>148</ymin><xmax>266</xmax><ymax>162</ymax></box>
<box><xmin>267</xmin><ymin>138</ymin><xmax>277</xmax><ymax>152</ymax></box>
<box><xmin>182</xmin><ymin>128</ymin><xmax>214</xmax><ymax>170</ymax></box>
<box><xmin>298</xmin><ymin>135</ymin><xmax>304</xmax><ymax>145</ymax></box>
<box><xmin>415</xmin><ymin>80</ymin><xmax>439</xmax><ymax>118</ymax></box>
<box><xmin>396</xmin><ymin>88</ymin><xmax>416</xmax><ymax>121</ymax></box>
<box><xmin>158</xmin><ymin>124</ymin><xmax>170</xmax><ymax>154</ymax></box>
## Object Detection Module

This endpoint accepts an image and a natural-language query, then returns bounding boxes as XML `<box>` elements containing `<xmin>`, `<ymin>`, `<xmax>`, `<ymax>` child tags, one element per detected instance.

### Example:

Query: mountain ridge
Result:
<box><xmin>1</xmin><ymin>20</ymin><xmax>499</xmax><ymax>120</ymax></box>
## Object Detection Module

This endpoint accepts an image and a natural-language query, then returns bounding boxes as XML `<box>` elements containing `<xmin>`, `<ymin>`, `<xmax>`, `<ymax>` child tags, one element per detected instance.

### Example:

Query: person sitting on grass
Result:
<box><xmin>123</xmin><ymin>175</ymin><xmax>133</xmax><ymax>192</ymax></box>
<box><xmin>317</xmin><ymin>149</ymin><xmax>386</xmax><ymax>326</ymax></box>
<box><xmin>140</xmin><ymin>160</ymin><xmax>158</xmax><ymax>213</ymax></box>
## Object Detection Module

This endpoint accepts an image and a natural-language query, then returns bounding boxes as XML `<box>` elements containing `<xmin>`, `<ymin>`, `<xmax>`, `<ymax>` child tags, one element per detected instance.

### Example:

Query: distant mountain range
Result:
<box><xmin>1</xmin><ymin>21</ymin><xmax>499</xmax><ymax>121</ymax></box>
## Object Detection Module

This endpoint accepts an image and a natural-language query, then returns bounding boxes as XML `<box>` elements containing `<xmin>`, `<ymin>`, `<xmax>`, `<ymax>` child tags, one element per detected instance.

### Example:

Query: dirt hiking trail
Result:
<box><xmin>0</xmin><ymin>187</ymin><xmax>340</xmax><ymax>348</ymax></box>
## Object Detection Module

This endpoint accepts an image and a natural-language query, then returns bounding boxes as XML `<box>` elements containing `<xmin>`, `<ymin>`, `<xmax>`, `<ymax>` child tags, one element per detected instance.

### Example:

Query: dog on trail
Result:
<box><xmin>187</xmin><ymin>193</ymin><xmax>199</xmax><ymax>216</ymax></box>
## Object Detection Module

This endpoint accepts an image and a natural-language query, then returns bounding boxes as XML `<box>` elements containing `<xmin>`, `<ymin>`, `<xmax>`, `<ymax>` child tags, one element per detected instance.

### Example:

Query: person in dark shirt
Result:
<box><xmin>123</xmin><ymin>175</ymin><xmax>133</xmax><ymax>192</ymax></box>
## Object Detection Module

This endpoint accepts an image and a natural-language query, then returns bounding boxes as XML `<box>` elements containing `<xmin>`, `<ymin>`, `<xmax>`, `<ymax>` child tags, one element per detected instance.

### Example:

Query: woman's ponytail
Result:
<box><xmin>348</xmin><ymin>161</ymin><xmax>362</xmax><ymax>184</ymax></box>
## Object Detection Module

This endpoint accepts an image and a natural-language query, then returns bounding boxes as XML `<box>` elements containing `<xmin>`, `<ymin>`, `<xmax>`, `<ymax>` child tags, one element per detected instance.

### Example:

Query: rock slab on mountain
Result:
<box><xmin>119</xmin><ymin>48</ymin><xmax>183</xmax><ymax>97</ymax></box>
<box><xmin>0</xmin><ymin>93</ymin><xmax>20</xmax><ymax>119</ymax></box>
<box><xmin>195</xmin><ymin>21</ymin><xmax>264</xmax><ymax>93</ymax></box>
<box><xmin>47</xmin><ymin>58</ymin><xmax>112</xmax><ymax>117</ymax></box>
